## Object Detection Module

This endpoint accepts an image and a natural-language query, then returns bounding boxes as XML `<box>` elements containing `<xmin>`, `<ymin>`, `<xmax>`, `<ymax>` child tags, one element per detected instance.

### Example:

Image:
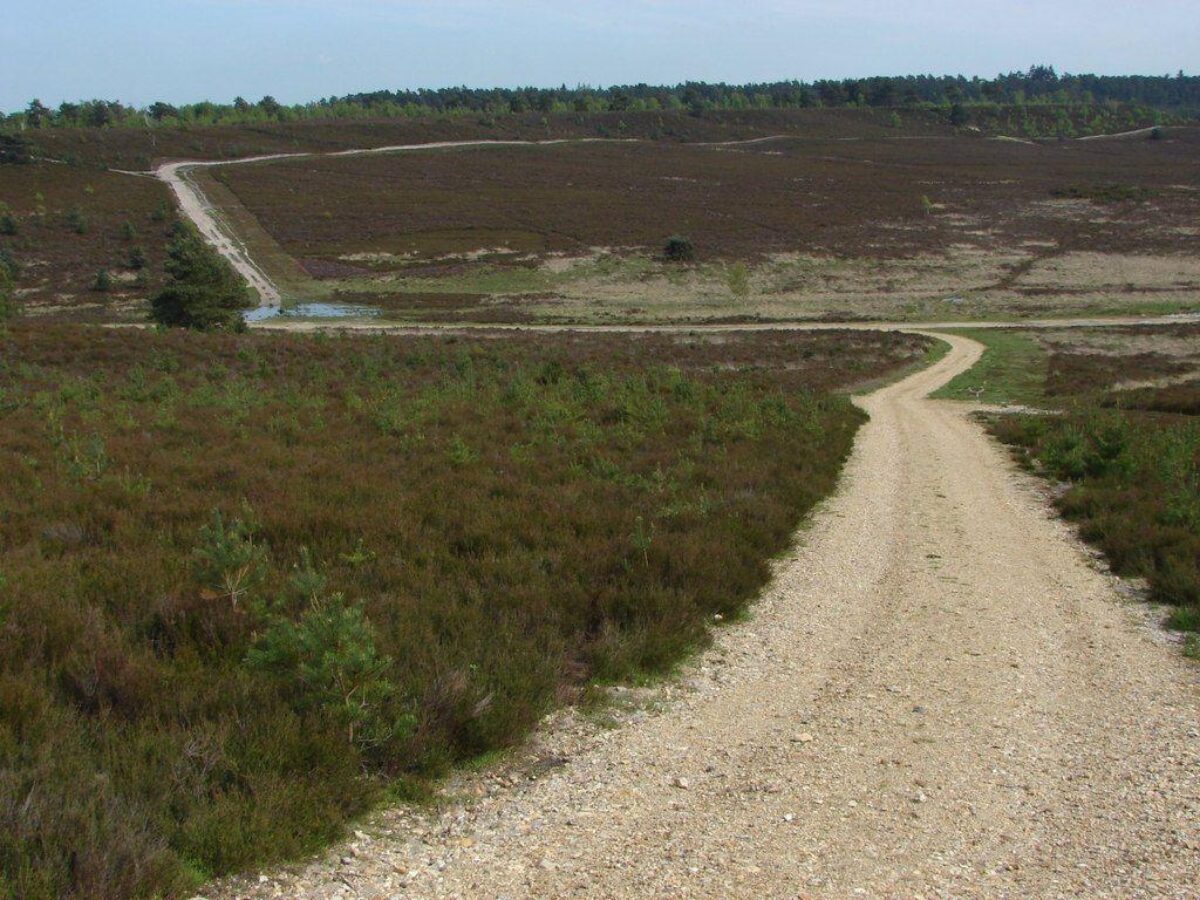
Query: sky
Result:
<box><xmin>2</xmin><ymin>0</ymin><xmax>1197</xmax><ymax>111</ymax></box>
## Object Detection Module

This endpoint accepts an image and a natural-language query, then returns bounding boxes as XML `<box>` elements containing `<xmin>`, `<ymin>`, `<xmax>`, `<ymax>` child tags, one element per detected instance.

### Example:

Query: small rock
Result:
<box><xmin>792</xmin><ymin>733</ymin><xmax>814</xmax><ymax>744</ymax></box>
<box><xmin>672</xmin><ymin>776</ymin><xmax>690</xmax><ymax>790</ymax></box>
<box><xmin>783</xmin><ymin>813</ymin><xmax>795</xmax><ymax>823</ymax></box>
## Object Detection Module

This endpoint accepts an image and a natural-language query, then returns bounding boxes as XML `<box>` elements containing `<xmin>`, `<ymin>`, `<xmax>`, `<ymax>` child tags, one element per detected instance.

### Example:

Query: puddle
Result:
<box><xmin>245</xmin><ymin>302</ymin><xmax>381</xmax><ymax>322</ymax></box>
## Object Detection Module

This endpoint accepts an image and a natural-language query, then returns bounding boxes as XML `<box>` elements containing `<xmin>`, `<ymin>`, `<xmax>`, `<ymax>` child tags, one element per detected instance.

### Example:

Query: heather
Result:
<box><xmin>0</xmin><ymin>323</ymin><xmax>926</xmax><ymax>897</ymax></box>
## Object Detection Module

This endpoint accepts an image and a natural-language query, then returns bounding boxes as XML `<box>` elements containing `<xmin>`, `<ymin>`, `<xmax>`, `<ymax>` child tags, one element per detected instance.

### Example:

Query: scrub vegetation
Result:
<box><xmin>0</xmin><ymin>323</ymin><xmax>928</xmax><ymax>898</ymax></box>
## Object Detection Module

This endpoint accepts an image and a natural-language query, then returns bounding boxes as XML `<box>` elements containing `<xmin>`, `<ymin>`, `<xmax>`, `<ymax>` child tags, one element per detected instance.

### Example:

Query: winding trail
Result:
<box><xmin>218</xmin><ymin>333</ymin><xmax>1200</xmax><ymax>898</ymax></box>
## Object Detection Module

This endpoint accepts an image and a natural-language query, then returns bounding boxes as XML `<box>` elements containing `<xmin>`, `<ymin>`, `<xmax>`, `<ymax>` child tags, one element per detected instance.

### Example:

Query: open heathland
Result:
<box><xmin>0</xmin><ymin>166</ymin><xmax>174</xmax><ymax>320</ymax></box>
<box><xmin>3</xmin><ymin>110</ymin><xmax>1198</xmax><ymax>325</ymax></box>
<box><xmin>218</xmin><ymin>130</ymin><xmax>1200</xmax><ymax>265</ymax></box>
<box><xmin>0</xmin><ymin>322</ymin><xmax>928</xmax><ymax>898</ymax></box>
<box><xmin>206</xmin><ymin>127</ymin><xmax>1200</xmax><ymax>323</ymax></box>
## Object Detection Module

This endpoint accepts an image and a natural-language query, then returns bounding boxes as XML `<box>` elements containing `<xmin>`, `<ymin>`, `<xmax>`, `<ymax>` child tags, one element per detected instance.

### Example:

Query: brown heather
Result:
<box><xmin>0</xmin><ymin>323</ymin><xmax>927</xmax><ymax>898</ymax></box>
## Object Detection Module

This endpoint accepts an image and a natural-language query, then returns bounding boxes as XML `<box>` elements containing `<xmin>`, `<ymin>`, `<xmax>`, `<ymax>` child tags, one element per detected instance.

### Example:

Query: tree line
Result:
<box><xmin>5</xmin><ymin>66</ymin><xmax>1198</xmax><ymax>130</ymax></box>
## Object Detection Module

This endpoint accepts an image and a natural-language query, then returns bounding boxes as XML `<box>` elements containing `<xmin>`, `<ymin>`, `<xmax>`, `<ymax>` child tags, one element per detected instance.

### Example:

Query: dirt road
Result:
<box><xmin>216</xmin><ymin>333</ymin><xmax>1199</xmax><ymax>898</ymax></box>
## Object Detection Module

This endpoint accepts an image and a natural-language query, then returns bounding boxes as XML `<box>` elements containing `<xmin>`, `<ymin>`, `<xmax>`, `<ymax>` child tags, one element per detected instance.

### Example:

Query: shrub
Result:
<box><xmin>192</xmin><ymin>508</ymin><xmax>268</xmax><ymax>607</ymax></box>
<box><xmin>151</xmin><ymin>224</ymin><xmax>251</xmax><ymax>330</ymax></box>
<box><xmin>127</xmin><ymin>246</ymin><xmax>147</xmax><ymax>270</ymax></box>
<box><xmin>664</xmin><ymin>235</ymin><xmax>695</xmax><ymax>262</ymax></box>
<box><xmin>0</xmin><ymin>247</ymin><xmax>18</xmax><ymax>282</ymax></box>
<box><xmin>0</xmin><ymin>132</ymin><xmax>32</xmax><ymax>165</ymax></box>
<box><xmin>725</xmin><ymin>262</ymin><xmax>750</xmax><ymax>298</ymax></box>
<box><xmin>66</xmin><ymin>206</ymin><xmax>88</xmax><ymax>235</ymax></box>
<box><xmin>0</xmin><ymin>256</ymin><xmax>12</xmax><ymax>321</ymax></box>
<box><xmin>246</xmin><ymin>571</ymin><xmax>402</xmax><ymax>748</ymax></box>
<box><xmin>92</xmin><ymin>269</ymin><xmax>112</xmax><ymax>292</ymax></box>
<box><xmin>0</xmin><ymin>212</ymin><xmax>17</xmax><ymax>235</ymax></box>
<box><xmin>120</xmin><ymin>221</ymin><xmax>137</xmax><ymax>240</ymax></box>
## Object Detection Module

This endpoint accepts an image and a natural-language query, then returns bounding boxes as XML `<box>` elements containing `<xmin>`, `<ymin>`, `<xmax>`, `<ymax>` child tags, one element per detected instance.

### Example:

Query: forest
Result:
<box><xmin>4</xmin><ymin>66</ymin><xmax>1198</xmax><ymax>131</ymax></box>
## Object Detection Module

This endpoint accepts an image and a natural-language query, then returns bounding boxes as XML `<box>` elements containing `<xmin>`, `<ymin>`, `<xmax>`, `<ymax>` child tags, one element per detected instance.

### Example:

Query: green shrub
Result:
<box><xmin>663</xmin><ymin>235</ymin><xmax>695</xmax><ymax>262</ymax></box>
<box><xmin>66</xmin><ymin>206</ymin><xmax>88</xmax><ymax>235</ymax></box>
<box><xmin>192</xmin><ymin>508</ymin><xmax>268</xmax><ymax>607</ymax></box>
<box><xmin>724</xmin><ymin>262</ymin><xmax>750</xmax><ymax>298</ymax></box>
<box><xmin>92</xmin><ymin>269</ymin><xmax>112</xmax><ymax>292</ymax></box>
<box><xmin>0</xmin><ymin>212</ymin><xmax>17</xmax><ymax>235</ymax></box>
<box><xmin>151</xmin><ymin>224</ymin><xmax>251</xmax><ymax>330</ymax></box>
<box><xmin>246</xmin><ymin>563</ymin><xmax>403</xmax><ymax>749</ymax></box>
<box><xmin>0</xmin><ymin>258</ymin><xmax>12</xmax><ymax>322</ymax></box>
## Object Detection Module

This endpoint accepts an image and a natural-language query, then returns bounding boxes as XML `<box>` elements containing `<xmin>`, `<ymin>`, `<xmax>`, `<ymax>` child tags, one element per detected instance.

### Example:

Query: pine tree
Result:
<box><xmin>151</xmin><ymin>225</ymin><xmax>250</xmax><ymax>329</ymax></box>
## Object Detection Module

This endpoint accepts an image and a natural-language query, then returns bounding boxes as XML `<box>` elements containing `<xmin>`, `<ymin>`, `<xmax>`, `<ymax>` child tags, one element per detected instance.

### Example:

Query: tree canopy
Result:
<box><xmin>4</xmin><ymin>67</ymin><xmax>1198</xmax><ymax>130</ymax></box>
<box><xmin>151</xmin><ymin>225</ymin><xmax>251</xmax><ymax>330</ymax></box>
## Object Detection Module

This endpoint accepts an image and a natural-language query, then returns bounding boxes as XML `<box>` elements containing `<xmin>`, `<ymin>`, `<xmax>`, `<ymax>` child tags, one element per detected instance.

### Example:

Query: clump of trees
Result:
<box><xmin>151</xmin><ymin>224</ymin><xmax>250</xmax><ymax>330</ymax></box>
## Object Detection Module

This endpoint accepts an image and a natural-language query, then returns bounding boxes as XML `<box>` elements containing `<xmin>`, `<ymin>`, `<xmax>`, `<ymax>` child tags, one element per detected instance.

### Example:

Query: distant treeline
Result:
<box><xmin>5</xmin><ymin>67</ymin><xmax>1199</xmax><ymax>130</ymax></box>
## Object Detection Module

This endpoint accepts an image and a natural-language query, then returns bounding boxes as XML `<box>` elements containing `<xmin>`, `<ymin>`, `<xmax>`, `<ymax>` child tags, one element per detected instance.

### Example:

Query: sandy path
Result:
<box><xmin>214</xmin><ymin>333</ymin><xmax>1199</xmax><ymax>899</ymax></box>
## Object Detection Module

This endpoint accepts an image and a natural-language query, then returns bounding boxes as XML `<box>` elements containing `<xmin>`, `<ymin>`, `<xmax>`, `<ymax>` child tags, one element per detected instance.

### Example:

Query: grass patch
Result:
<box><xmin>931</xmin><ymin>328</ymin><xmax>1047</xmax><ymax>406</ymax></box>
<box><xmin>0</xmin><ymin>323</ymin><xmax>926</xmax><ymax>898</ymax></box>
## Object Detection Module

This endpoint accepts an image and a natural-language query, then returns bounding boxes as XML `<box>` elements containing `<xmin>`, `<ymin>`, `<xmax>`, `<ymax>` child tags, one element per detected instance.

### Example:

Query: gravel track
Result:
<box><xmin>212</xmin><ymin>333</ymin><xmax>1199</xmax><ymax>899</ymax></box>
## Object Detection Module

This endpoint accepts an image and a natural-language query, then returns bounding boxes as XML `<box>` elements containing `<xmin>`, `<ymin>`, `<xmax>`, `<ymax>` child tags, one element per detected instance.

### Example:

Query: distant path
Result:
<box><xmin>218</xmin><ymin>333</ymin><xmax>1200</xmax><ymax>897</ymax></box>
<box><xmin>151</xmin><ymin>136</ymin><xmax>793</xmax><ymax>307</ymax></box>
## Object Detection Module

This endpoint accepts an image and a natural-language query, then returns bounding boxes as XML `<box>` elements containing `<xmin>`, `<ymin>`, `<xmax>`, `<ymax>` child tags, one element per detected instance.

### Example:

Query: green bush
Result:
<box><xmin>664</xmin><ymin>235</ymin><xmax>695</xmax><ymax>262</ymax></box>
<box><xmin>66</xmin><ymin>207</ymin><xmax>88</xmax><ymax>235</ymax></box>
<box><xmin>246</xmin><ymin>561</ymin><xmax>404</xmax><ymax>749</ymax></box>
<box><xmin>192</xmin><ymin>508</ymin><xmax>268</xmax><ymax>607</ymax></box>
<box><xmin>151</xmin><ymin>224</ymin><xmax>251</xmax><ymax>330</ymax></box>
<box><xmin>0</xmin><ymin>257</ymin><xmax>12</xmax><ymax>322</ymax></box>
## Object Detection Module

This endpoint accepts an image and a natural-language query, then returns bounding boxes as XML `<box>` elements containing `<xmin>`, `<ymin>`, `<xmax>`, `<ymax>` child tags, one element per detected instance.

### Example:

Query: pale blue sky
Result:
<box><xmin>2</xmin><ymin>0</ymin><xmax>1196</xmax><ymax>111</ymax></box>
